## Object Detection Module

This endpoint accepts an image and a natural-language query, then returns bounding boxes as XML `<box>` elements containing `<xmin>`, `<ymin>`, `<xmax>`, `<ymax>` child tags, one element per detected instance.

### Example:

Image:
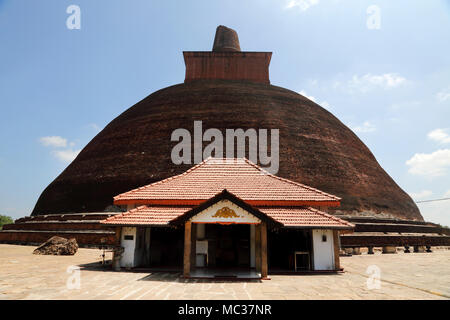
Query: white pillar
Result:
<box><xmin>120</xmin><ymin>227</ymin><xmax>137</xmax><ymax>268</ymax></box>
<box><xmin>312</xmin><ymin>229</ymin><xmax>335</xmax><ymax>271</ymax></box>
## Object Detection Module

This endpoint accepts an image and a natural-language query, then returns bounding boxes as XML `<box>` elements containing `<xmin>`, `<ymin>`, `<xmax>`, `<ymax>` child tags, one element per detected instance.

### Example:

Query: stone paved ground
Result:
<box><xmin>0</xmin><ymin>244</ymin><xmax>449</xmax><ymax>300</ymax></box>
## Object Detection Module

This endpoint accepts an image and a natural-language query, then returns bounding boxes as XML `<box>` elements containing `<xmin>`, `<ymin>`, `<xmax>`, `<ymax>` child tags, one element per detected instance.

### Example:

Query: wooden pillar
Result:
<box><xmin>115</xmin><ymin>226</ymin><xmax>122</xmax><ymax>245</ymax></box>
<box><xmin>255</xmin><ymin>224</ymin><xmax>261</xmax><ymax>273</ymax></box>
<box><xmin>183</xmin><ymin>221</ymin><xmax>192</xmax><ymax>278</ymax></box>
<box><xmin>333</xmin><ymin>230</ymin><xmax>340</xmax><ymax>271</ymax></box>
<box><xmin>190</xmin><ymin>223</ymin><xmax>197</xmax><ymax>271</ymax></box>
<box><xmin>261</xmin><ymin>222</ymin><xmax>268</xmax><ymax>279</ymax></box>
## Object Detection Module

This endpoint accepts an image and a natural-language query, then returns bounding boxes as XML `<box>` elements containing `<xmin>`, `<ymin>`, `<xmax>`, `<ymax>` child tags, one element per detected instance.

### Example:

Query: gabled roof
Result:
<box><xmin>113</xmin><ymin>158</ymin><xmax>341</xmax><ymax>207</ymax></box>
<box><xmin>169</xmin><ymin>189</ymin><xmax>282</xmax><ymax>228</ymax></box>
<box><xmin>102</xmin><ymin>190</ymin><xmax>353</xmax><ymax>230</ymax></box>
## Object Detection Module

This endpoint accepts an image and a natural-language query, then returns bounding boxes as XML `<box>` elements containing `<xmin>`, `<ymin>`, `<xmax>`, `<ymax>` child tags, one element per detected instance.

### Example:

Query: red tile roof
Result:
<box><xmin>259</xmin><ymin>207</ymin><xmax>354</xmax><ymax>228</ymax></box>
<box><xmin>101</xmin><ymin>204</ymin><xmax>353</xmax><ymax>229</ymax></box>
<box><xmin>113</xmin><ymin>158</ymin><xmax>340</xmax><ymax>206</ymax></box>
<box><xmin>102</xmin><ymin>206</ymin><xmax>193</xmax><ymax>226</ymax></box>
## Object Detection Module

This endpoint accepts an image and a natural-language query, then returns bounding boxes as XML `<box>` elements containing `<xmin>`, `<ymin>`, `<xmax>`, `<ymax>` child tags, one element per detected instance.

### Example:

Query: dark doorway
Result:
<box><xmin>148</xmin><ymin>227</ymin><xmax>184</xmax><ymax>267</ymax></box>
<box><xmin>206</xmin><ymin>224</ymin><xmax>250</xmax><ymax>268</ymax></box>
<box><xmin>268</xmin><ymin>229</ymin><xmax>312</xmax><ymax>271</ymax></box>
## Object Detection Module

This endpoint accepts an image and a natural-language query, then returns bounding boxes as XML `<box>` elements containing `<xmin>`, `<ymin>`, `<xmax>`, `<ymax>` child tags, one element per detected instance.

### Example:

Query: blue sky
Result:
<box><xmin>0</xmin><ymin>0</ymin><xmax>449</xmax><ymax>226</ymax></box>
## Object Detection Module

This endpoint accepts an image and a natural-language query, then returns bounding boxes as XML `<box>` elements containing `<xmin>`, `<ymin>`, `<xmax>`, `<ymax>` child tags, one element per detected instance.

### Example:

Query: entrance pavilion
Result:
<box><xmin>101</xmin><ymin>158</ymin><xmax>354</xmax><ymax>279</ymax></box>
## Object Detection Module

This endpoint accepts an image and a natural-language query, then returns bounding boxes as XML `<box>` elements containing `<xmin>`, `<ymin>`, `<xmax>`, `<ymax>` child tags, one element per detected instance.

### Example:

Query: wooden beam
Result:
<box><xmin>255</xmin><ymin>224</ymin><xmax>261</xmax><ymax>273</ymax></box>
<box><xmin>333</xmin><ymin>230</ymin><xmax>340</xmax><ymax>271</ymax></box>
<box><xmin>261</xmin><ymin>222</ymin><xmax>268</xmax><ymax>279</ymax></box>
<box><xmin>183</xmin><ymin>221</ymin><xmax>192</xmax><ymax>278</ymax></box>
<box><xmin>190</xmin><ymin>223</ymin><xmax>197</xmax><ymax>271</ymax></box>
<box><xmin>115</xmin><ymin>227</ymin><xmax>122</xmax><ymax>245</ymax></box>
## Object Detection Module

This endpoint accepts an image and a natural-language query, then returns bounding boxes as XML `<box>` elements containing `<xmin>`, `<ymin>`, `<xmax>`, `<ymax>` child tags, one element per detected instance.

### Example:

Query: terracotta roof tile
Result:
<box><xmin>113</xmin><ymin>158</ymin><xmax>340</xmax><ymax>205</ymax></box>
<box><xmin>101</xmin><ymin>204</ymin><xmax>353</xmax><ymax>229</ymax></box>
<box><xmin>101</xmin><ymin>206</ymin><xmax>193</xmax><ymax>226</ymax></box>
<box><xmin>259</xmin><ymin>207</ymin><xmax>354</xmax><ymax>228</ymax></box>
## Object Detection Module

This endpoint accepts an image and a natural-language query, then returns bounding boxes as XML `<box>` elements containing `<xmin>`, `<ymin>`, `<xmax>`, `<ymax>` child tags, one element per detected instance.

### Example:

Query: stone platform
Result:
<box><xmin>0</xmin><ymin>244</ymin><xmax>449</xmax><ymax>300</ymax></box>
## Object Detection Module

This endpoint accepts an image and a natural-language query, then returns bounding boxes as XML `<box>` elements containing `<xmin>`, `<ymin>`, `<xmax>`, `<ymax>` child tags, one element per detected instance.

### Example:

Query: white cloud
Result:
<box><xmin>342</xmin><ymin>73</ymin><xmax>407</xmax><ymax>93</ymax></box>
<box><xmin>406</xmin><ymin>149</ymin><xmax>450</xmax><ymax>177</ymax></box>
<box><xmin>418</xmin><ymin>200</ymin><xmax>450</xmax><ymax>227</ymax></box>
<box><xmin>39</xmin><ymin>136</ymin><xmax>67</xmax><ymax>148</ymax></box>
<box><xmin>428</xmin><ymin>128</ymin><xmax>450</xmax><ymax>144</ymax></box>
<box><xmin>51</xmin><ymin>149</ymin><xmax>81</xmax><ymax>163</ymax></box>
<box><xmin>389</xmin><ymin>100</ymin><xmax>421</xmax><ymax>111</ymax></box>
<box><xmin>286</xmin><ymin>0</ymin><xmax>319</xmax><ymax>11</ymax></box>
<box><xmin>351</xmin><ymin>121</ymin><xmax>376</xmax><ymax>133</ymax></box>
<box><xmin>38</xmin><ymin>135</ymin><xmax>81</xmax><ymax>163</ymax></box>
<box><xmin>409</xmin><ymin>190</ymin><xmax>433</xmax><ymax>200</ymax></box>
<box><xmin>436</xmin><ymin>87</ymin><xmax>450</xmax><ymax>102</ymax></box>
<box><xmin>88</xmin><ymin>123</ymin><xmax>101</xmax><ymax>132</ymax></box>
<box><xmin>416</xmin><ymin>190</ymin><xmax>450</xmax><ymax>226</ymax></box>
<box><xmin>299</xmin><ymin>90</ymin><xmax>316</xmax><ymax>102</ymax></box>
<box><xmin>321</xmin><ymin>101</ymin><xmax>330</xmax><ymax>109</ymax></box>
<box><xmin>299</xmin><ymin>90</ymin><xmax>330</xmax><ymax>109</ymax></box>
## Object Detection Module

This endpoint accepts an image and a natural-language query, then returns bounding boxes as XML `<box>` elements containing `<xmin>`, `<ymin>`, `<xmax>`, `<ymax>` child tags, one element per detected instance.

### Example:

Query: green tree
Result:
<box><xmin>0</xmin><ymin>215</ymin><xmax>14</xmax><ymax>230</ymax></box>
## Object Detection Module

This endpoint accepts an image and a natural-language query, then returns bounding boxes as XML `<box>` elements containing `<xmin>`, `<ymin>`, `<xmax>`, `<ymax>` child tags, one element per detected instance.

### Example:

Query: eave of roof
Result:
<box><xmin>259</xmin><ymin>207</ymin><xmax>354</xmax><ymax>230</ymax></box>
<box><xmin>101</xmin><ymin>206</ymin><xmax>193</xmax><ymax>227</ymax></box>
<box><xmin>102</xmin><ymin>191</ymin><xmax>353</xmax><ymax>230</ymax></box>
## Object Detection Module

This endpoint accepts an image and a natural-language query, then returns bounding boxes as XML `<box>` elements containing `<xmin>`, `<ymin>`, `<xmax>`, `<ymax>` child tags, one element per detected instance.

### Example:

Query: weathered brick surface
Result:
<box><xmin>184</xmin><ymin>52</ymin><xmax>272</xmax><ymax>84</ymax></box>
<box><xmin>16</xmin><ymin>214</ymin><xmax>115</xmax><ymax>223</ymax></box>
<box><xmin>212</xmin><ymin>25</ymin><xmax>241</xmax><ymax>52</ymax></box>
<box><xmin>2</xmin><ymin>222</ymin><xmax>106</xmax><ymax>231</ymax></box>
<box><xmin>0</xmin><ymin>230</ymin><xmax>117</xmax><ymax>246</ymax></box>
<box><xmin>340</xmin><ymin>234</ymin><xmax>450</xmax><ymax>247</ymax></box>
<box><xmin>354</xmin><ymin>223</ymin><xmax>450</xmax><ymax>235</ymax></box>
<box><xmin>30</xmin><ymin>80</ymin><xmax>422</xmax><ymax>221</ymax></box>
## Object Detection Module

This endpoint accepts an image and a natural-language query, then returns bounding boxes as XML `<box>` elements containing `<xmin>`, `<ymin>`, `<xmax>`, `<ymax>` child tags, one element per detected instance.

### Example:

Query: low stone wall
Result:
<box><xmin>0</xmin><ymin>230</ymin><xmax>117</xmax><ymax>246</ymax></box>
<box><xmin>2</xmin><ymin>221</ymin><xmax>108</xmax><ymax>231</ymax></box>
<box><xmin>340</xmin><ymin>234</ymin><xmax>450</xmax><ymax>247</ymax></box>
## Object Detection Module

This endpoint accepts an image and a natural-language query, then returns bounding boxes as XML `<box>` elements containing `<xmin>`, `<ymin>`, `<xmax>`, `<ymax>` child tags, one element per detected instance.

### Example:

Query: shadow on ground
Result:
<box><xmin>78</xmin><ymin>259</ymin><xmax>263</xmax><ymax>283</ymax></box>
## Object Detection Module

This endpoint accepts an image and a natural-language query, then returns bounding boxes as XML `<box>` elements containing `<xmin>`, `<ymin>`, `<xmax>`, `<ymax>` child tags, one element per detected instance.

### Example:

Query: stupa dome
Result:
<box><xmin>31</xmin><ymin>26</ymin><xmax>422</xmax><ymax>222</ymax></box>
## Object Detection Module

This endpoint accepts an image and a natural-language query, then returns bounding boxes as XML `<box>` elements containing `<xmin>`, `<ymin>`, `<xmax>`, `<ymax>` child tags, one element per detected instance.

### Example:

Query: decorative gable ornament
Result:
<box><xmin>190</xmin><ymin>199</ymin><xmax>261</xmax><ymax>224</ymax></box>
<box><xmin>212</xmin><ymin>207</ymin><xmax>241</xmax><ymax>219</ymax></box>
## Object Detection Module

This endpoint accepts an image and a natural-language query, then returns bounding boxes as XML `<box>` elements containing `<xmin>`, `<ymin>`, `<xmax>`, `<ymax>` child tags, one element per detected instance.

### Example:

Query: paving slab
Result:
<box><xmin>0</xmin><ymin>244</ymin><xmax>448</xmax><ymax>300</ymax></box>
